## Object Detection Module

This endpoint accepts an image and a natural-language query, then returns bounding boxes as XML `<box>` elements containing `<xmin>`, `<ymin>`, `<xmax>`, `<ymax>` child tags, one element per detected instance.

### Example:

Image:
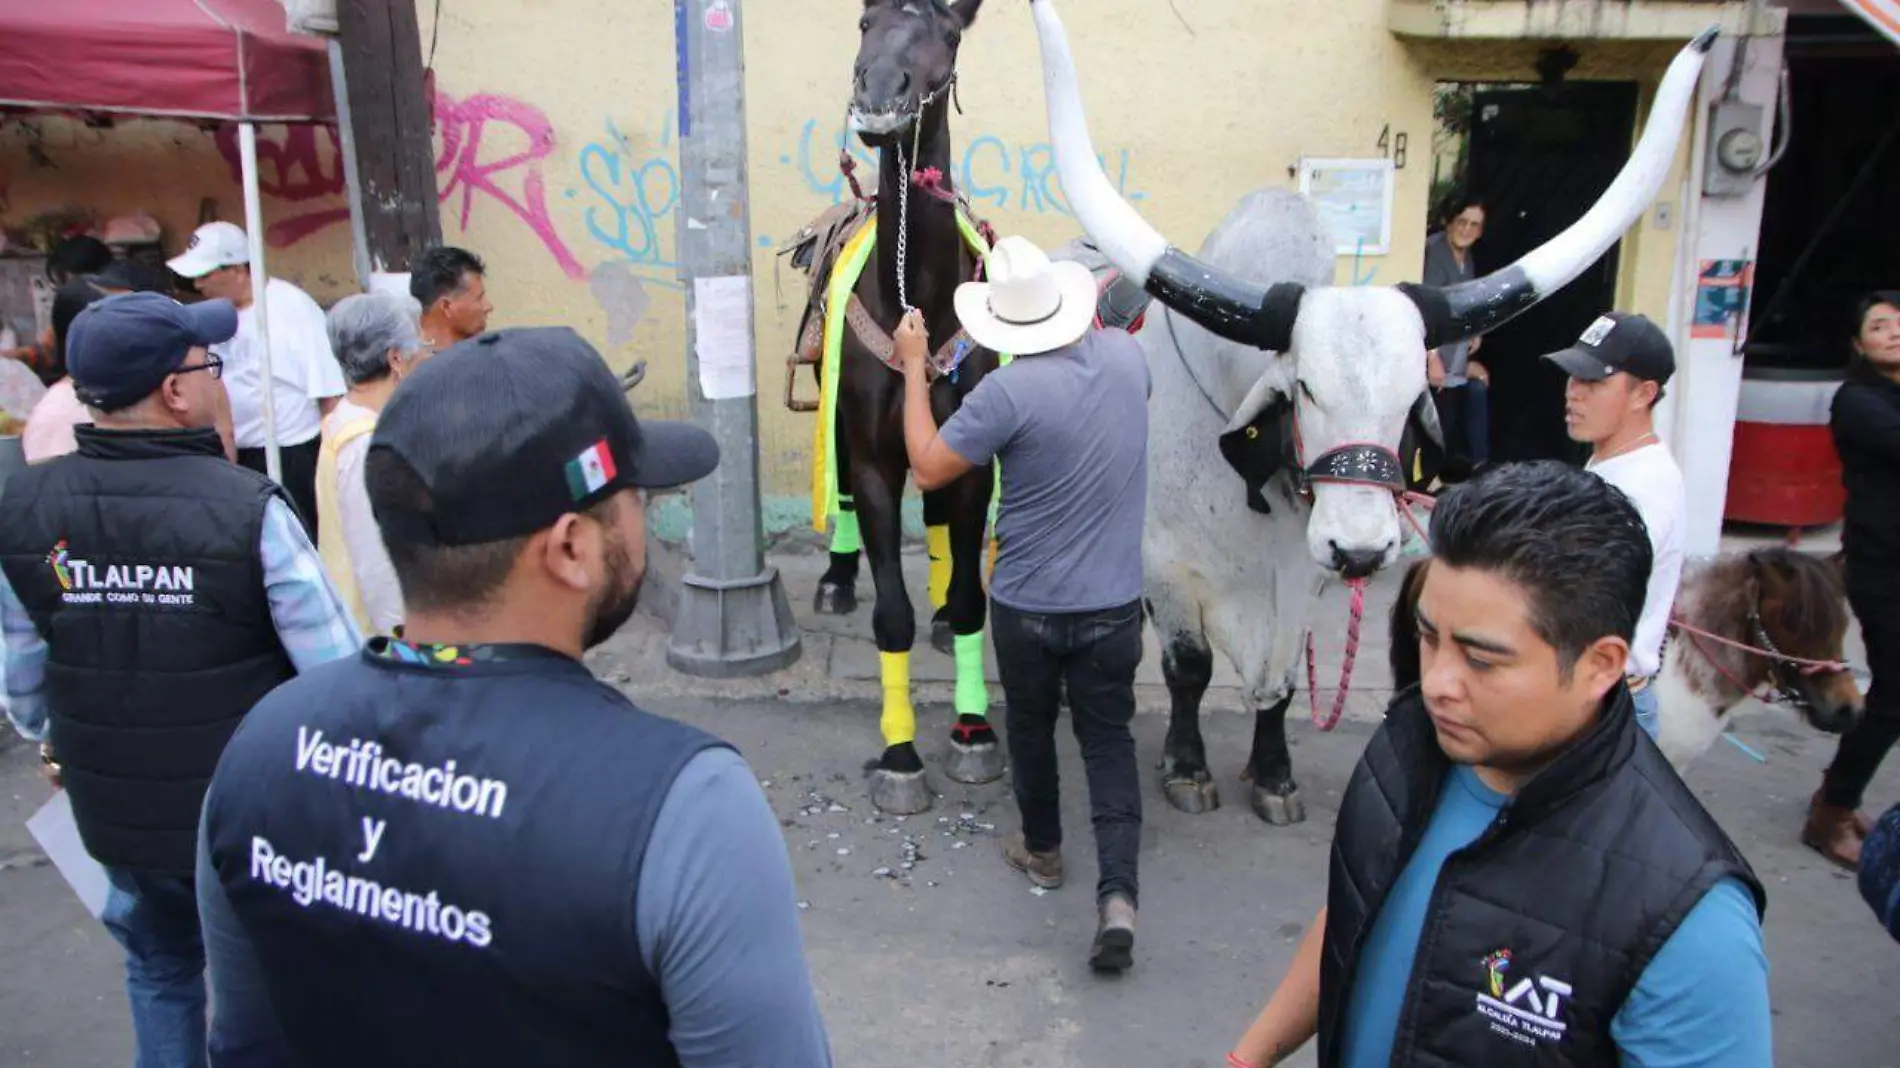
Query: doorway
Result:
<box><xmin>1433</xmin><ymin>78</ymin><xmax>1639</xmax><ymax>463</ymax></box>
<box><xmin>1745</xmin><ymin>14</ymin><xmax>1900</xmax><ymax>370</ymax></box>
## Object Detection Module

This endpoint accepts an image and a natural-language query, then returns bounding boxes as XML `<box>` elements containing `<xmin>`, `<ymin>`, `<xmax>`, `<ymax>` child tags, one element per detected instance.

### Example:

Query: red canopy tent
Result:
<box><xmin>0</xmin><ymin>0</ymin><xmax>366</xmax><ymax>478</ymax></box>
<box><xmin>0</xmin><ymin>0</ymin><xmax>334</xmax><ymax>122</ymax></box>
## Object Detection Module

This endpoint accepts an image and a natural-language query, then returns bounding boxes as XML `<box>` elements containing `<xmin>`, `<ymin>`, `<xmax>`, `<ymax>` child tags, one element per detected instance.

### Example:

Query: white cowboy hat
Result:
<box><xmin>954</xmin><ymin>235</ymin><xmax>1098</xmax><ymax>356</ymax></box>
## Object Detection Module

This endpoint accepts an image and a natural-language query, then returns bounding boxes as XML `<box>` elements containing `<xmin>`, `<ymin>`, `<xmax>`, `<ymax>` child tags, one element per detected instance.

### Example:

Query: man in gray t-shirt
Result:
<box><xmin>898</xmin><ymin>235</ymin><xmax>1149</xmax><ymax>974</ymax></box>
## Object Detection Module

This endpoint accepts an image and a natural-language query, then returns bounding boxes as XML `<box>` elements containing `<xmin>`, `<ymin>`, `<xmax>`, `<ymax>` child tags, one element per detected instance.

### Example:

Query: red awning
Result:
<box><xmin>0</xmin><ymin>0</ymin><xmax>334</xmax><ymax>124</ymax></box>
<box><xmin>1840</xmin><ymin>0</ymin><xmax>1900</xmax><ymax>47</ymax></box>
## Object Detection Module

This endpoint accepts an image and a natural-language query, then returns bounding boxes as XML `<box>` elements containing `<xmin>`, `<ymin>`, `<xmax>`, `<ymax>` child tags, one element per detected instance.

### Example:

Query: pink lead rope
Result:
<box><xmin>1302</xmin><ymin>491</ymin><xmax>1434</xmax><ymax>733</ymax></box>
<box><xmin>1306</xmin><ymin>577</ymin><xmax>1369</xmax><ymax>730</ymax></box>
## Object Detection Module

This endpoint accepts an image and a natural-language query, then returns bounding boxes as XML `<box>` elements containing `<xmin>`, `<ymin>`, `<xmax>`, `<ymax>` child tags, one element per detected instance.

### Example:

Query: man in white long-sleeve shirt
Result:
<box><xmin>1546</xmin><ymin>312</ymin><xmax>1685</xmax><ymax>740</ymax></box>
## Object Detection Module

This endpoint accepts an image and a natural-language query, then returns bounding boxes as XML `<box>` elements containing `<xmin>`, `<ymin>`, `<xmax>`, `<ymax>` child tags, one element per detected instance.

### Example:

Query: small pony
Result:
<box><xmin>1384</xmin><ymin>548</ymin><xmax>1861</xmax><ymax>769</ymax></box>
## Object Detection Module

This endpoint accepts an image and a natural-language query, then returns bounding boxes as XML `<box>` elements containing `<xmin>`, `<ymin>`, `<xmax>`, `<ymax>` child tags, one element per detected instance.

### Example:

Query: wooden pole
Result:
<box><xmin>336</xmin><ymin>0</ymin><xmax>443</xmax><ymax>273</ymax></box>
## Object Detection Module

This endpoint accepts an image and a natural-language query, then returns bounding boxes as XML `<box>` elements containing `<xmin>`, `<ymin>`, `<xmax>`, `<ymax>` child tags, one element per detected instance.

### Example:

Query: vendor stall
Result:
<box><xmin>0</xmin><ymin>0</ymin><xmax>368</xmax><ymax>481</ymax></box>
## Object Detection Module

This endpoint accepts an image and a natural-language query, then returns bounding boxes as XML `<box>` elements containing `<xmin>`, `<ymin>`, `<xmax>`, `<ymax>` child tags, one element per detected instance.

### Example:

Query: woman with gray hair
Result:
<box><xmin>316</xmin><ymin>291</ymin><xmax>432</xmax><ymax>636</ymax></box>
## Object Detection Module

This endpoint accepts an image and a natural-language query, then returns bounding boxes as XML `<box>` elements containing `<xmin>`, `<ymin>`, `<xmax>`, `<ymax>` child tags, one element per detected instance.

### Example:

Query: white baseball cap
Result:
<box><xmin>166</xmin><ymin>221</ymin><xmax>251</xmax><ymax>279</ymax></box>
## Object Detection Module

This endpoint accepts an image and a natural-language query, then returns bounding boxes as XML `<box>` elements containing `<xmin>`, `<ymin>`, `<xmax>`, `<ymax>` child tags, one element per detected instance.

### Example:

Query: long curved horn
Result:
<box><xmin>1029</xmin><ymin>0</ymin><xmax>1298</xmax><ymax>352</ymax></box>
<box><xmin>1424</xmin><ymin>28</ymin><xmax>1718</xmax><ymax>347</ymax></box>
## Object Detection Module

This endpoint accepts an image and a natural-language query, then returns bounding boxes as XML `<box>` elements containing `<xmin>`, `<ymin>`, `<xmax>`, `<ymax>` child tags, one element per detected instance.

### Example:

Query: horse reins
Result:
<box><xmin>1670</xmin><ymin>611</ymin><xmax>1851</xmax><ymax>712</ymax></box>
<box><xmin>836</xmin><ymin>70</ymin><xmax>962</xmax><ymax>314</ymax></box>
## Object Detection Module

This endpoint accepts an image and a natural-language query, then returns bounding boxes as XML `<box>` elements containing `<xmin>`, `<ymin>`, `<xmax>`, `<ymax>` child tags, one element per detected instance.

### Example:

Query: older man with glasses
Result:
<box><xmin>0</xmin><ymin>292</ymin><xmax>360</xmax><ymax>1068</ymax></box>
<box><xmin>317</xmin><ymin>291</ymin><xmax>437</xmax><ymax>637</ymax></box>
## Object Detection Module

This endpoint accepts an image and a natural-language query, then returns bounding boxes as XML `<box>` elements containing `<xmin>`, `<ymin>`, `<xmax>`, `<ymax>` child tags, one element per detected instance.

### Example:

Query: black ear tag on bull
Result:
<box><xmin>1218</xmin><ymin>400</ymin><xmax>1291</xmax><ymax>515</ymax></box>
<box><xmin>1400</xmin><ymin>391</ymin><xmax>1446</xmax><ymax>493</ymax></box>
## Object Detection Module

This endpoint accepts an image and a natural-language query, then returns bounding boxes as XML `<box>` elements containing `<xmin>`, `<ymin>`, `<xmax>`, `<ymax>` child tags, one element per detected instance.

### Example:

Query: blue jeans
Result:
<box><xmin>1461</xmin><ymin>381</ymin><xmax>1491</xmax><ymax>464</ymax></box>
<box><xmin>1632</xmin><ymin>685</ymin><xmax>1660</xmax><ymax>741</ymax></box>
<box><xmin>1432</xmin><ymin>382</ymin><xmax>1492</xmax><ymax>467</ymax></box>
<box><xmin>990</xmin><ymin>598</ymin><xmax>1144</xmax><ymax>906</ymax></box>
<box><xmin>101</xmin><ymin>869</ymin><xmax>208</xmax><ymax>1068</ymax></box>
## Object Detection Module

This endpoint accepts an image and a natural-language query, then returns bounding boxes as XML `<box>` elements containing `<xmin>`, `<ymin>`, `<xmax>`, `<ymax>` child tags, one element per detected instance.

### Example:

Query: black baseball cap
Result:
<box><xmin>369</xmin><ymin>326</ymin><xmax>720</xmax><ymax>548</ymax></box>
<box><xmin>65</xmin><ymin>292</ymin><xmax>238</xmax><ymax>411</ymax></box>
<box><xmin>1542</xmin><ymin>312</ymin><xmax>1675</xmax><ymax>384</ymax></box>
<box><xmin>88</xmin><ymin>259</ymin><xmax>171</xmax><ymax>294</ymax></box>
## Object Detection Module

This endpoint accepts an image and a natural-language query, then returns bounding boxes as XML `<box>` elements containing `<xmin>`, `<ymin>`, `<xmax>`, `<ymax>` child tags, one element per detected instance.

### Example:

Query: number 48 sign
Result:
<box><xmin>1376</xmin><ymin>124</ymin><xmax>1410</xmax><ymax>170</ymax></box>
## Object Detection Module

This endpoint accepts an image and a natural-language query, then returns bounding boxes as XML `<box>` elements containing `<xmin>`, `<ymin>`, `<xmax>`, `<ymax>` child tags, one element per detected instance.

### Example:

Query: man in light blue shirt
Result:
<box><xmin>0</xmin><ymin>291</ymin><xmax>360</xmax><ymax>1068</ymax></box>
<box><xmin>1229</xmin><ymin>463</ymin><xmax>1770</xmax><ymax>1068</ymax></box>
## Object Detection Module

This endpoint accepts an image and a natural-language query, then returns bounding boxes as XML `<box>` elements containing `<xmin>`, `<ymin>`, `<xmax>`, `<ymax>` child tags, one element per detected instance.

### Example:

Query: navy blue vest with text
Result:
<box><xmin>201</xmin><ymin>641</ymin><xmax>727</xmax><ymax>1068</ymax></box>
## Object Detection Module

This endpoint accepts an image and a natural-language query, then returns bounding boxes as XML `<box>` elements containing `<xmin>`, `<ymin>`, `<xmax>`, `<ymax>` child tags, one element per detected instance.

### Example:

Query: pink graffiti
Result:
<box><xmin>431</xmin><ymin>88</ymin><xmax>585</xmax><ymax>279</ymax></box>
<box><xmin>219</xmin><ymin>90</ymin><xmax>584</xmax><ymax>279</ymax></box>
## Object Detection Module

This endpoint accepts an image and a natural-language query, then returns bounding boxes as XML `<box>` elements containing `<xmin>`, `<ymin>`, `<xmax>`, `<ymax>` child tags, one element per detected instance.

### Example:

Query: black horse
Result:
<box><xmin>802</xmin><ymin>0</ymin><xmax>1003</xmax><ymax>814</ymax></box>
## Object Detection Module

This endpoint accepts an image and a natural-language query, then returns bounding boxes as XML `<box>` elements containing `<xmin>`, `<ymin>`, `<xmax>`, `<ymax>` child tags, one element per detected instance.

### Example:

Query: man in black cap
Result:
<box><xmin>1544</xmin><ymin>311</ymin><xmax>1685</xmax><ymax>742</ymax></box>
<box><xmin>196</xmin><ymin>328</ymin><xmax>833</xmax><ymax>1068</ymax></box>
<box><xmin>0</xmin><ymin>292</ymin><xmax>362</xmax><ymax>1068</ymax></box>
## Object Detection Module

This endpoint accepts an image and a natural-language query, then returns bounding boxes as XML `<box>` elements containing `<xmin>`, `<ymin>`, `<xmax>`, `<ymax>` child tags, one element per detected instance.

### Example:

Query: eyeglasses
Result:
<box><xmin>173</xmin><ymin>354</ymin><xmax>224</xmax><ymax>381</ymax></box>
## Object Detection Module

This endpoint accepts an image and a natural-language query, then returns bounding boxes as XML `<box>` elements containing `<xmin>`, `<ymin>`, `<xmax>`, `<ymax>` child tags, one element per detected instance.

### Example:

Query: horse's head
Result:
<box><xmin>1748</xmin><ymin>547</ymin><xmax>1863</xmax><ymax>733</ymax></box>
<box><xmin>850</xmin><ymin>0</ymin><xmax>980</xmax><ymax>144</ymax></box>
<box><xmin>1026</xmin><ymin>0</ymin><xmax>1714</xmax><ymax>581</ymax></box>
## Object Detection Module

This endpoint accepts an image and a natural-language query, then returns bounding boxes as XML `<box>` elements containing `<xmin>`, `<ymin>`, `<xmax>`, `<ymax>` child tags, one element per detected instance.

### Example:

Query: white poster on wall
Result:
<box><xmin>1298</xmin><ymin>158</ymin><xmax>1397</xmax><ymax>258</ymax></box>
<box><xmin>693</xmin><ymin>275</ymin><xmax>756</xmax><ymax>401</ymax></box>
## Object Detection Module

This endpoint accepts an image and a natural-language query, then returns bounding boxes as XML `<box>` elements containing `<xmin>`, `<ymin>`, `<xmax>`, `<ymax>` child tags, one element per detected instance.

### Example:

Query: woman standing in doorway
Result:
<box><xmin>1812</xmin><ymin>291</ymin><xmax>1900</xmax><ymax>869</ymax></box>
<box><xmin>1423</xmin><ymin>194</ymin><xmax>1492</xmax><ymax>478</ymax></box>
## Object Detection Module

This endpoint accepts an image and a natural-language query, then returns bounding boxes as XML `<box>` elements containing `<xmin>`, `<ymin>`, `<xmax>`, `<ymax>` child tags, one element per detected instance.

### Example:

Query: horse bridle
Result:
<box><xmin>1674</xmin><ymin>591</ymin><xmax>1853</xmax><ymax>714</ymax></box>
<box><xmin>1746</xmin><ymin>607</ymin><xmax>1849</xmax><ymax>712</ymax></box>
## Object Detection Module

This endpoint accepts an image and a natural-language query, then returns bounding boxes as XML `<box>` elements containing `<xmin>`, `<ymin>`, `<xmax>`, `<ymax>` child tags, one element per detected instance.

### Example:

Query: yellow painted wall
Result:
<box><xmin>0</xmin><ymin>0</ymin><xmax>1698</xmax><ymax>505</ymax></box>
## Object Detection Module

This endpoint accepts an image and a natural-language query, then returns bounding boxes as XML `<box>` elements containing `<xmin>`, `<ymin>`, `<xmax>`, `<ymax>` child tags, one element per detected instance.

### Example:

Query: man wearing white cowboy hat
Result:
<box><xmin>898</xmin><ymin>234</ymin><xmax>1151</xmax><ymax>974</ymax></box>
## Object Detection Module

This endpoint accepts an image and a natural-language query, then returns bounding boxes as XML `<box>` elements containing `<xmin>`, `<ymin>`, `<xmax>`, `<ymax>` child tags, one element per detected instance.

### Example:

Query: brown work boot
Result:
<box><xmin>1001</xmin><ymin>834</ymin><xmax>1063</xmax><ymax>889</ymax></box>
<box><xmin>1804</xmin><ymin>793</ymin><xmax>1865</xmax><ymax>871</ymax></box>
<box><xmin>1089</xmin><ymin>894</ymin><xmax>1137</xmax><ymax>974</ymax></box>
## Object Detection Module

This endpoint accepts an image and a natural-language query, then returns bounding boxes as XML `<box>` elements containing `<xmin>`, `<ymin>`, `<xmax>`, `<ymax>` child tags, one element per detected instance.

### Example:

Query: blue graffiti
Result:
<box><xmin>1350</xmin><ymin>237</ymin><xmax>1378</xmax><ymax>286</ymax></box>
<box><xmin>794</xmin><ymin>120</ymin><xmax>1148</xmax><ymax>215</ymax></box>
<box><xmin>578</xmin><ymin>117</ymin><xmax>685</xmax><ymax>288</ymax></box>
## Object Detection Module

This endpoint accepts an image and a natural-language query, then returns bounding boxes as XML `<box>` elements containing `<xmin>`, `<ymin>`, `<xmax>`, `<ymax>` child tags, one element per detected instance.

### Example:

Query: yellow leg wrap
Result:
<box><xmin>879</xmin><ymin>651</ymin><xmax>917</xmax><ymax>748</ymax></box>
<box><xmin>926</xmin><ymin>524</ymin><xmax>952</xmax><ymax>610</ymax></box>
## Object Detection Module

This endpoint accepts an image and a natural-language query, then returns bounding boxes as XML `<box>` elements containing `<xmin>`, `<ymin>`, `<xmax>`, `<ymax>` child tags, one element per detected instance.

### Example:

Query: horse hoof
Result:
<box><xmin>946</xmin><ymin>739</ymin><xmax>1005</xmax><ymax>784</ymax></box>
<box><xmin>930</xmin><ymin>619</ymin><xmax>955</xmax><ymax>656</ymax></box>
<box><xmin>1162</xmin><ymin>773</ymin><xmax>1221</xmax><ymax>815</ymax></box>
<box><xmin>870</xmin><ymin>769</ymin><xmax>933</xmax><ymax>815</ymax></box>
<box><xmin>1250</xmin><ymin>785</ymin><xmax>1306</xmax><ymax>826</ymax></box>
<box><xmin>813</xmin><ymin>582</ymin><xmax>857</xmax><ymax>616</ymax></box>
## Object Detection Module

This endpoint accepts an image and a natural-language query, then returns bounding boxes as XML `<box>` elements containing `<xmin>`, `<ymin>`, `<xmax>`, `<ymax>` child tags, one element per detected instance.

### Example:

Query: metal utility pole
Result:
<box><xmin>336</xmin><ymin>0</ymin><xmax>443</xmax><ymax>271</ymax></box>
<box><xmin>666</xmin><ymin>0</ymin><xmax>802</xmax><ymax>677</ymax></box>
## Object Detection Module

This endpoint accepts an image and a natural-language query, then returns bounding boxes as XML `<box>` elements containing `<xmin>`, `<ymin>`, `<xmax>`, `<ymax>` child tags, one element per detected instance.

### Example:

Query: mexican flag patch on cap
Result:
<box><xmin>565</xmin><ymin>439</ymin><xmax>617</xmax><ymax>500</ymax></box>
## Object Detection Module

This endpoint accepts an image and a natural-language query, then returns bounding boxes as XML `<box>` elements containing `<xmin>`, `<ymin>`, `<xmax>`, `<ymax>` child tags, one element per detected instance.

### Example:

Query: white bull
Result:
<box><xmin>1026</xmin><ymin>0</ymin><xmax>1716</xmax><ymax>821</ymax></box>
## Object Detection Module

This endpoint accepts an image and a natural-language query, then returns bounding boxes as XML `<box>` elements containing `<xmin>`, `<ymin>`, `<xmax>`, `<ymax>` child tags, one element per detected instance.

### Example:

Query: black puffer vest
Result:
<box><xmin>1318</xmin><ymin>686</ymin><xmax>1765</xmax><ymax>1066</ymax></box>
<box><xmin>0</xmin><ymin>426</ymin><xmax>294</xmax><ymax>875</ymax></box>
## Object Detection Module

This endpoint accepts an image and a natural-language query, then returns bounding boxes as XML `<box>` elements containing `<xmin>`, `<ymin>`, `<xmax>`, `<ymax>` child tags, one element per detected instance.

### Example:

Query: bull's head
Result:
<box><xmin>1027</xmin><ymin>0</ymin><xmax>1714</xmax><ymax>578</ymax></box>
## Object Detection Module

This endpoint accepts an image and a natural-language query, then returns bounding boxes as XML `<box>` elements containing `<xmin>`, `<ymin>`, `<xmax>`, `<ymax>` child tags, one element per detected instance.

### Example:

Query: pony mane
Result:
<box><xmin>1680</xmin><ymin>546</ymin><xmax>1847</xmax><ymax>640</ymax></box>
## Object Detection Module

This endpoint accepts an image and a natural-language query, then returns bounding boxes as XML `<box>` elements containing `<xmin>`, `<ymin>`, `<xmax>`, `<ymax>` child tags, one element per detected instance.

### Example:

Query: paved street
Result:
<box><xmin>4</xmin><ymin>683</ymin><xmax>1899</xmax><ymax>1066</ymax></box>
<box><xmin>3</xmin><ymin>531</ymin><xmax>1896</xmax><ymax>1066</ymax></box>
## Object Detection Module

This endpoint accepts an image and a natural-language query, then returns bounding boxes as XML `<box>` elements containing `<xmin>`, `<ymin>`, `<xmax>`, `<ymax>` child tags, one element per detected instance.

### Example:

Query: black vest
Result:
<box><xmin>201</xmin><ymin>642</ymin><xmax>728</xmax><ymax>1068</ymax></box>
<box><xmin>1319</xmin><ymin>687</ymin><xmax>1765</xmax><ymax>1067</ymax></box>
<box><xmin>0</xmin><ymin>426</ymin><xmax>295</xmax><ymax>876</ymax></box>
